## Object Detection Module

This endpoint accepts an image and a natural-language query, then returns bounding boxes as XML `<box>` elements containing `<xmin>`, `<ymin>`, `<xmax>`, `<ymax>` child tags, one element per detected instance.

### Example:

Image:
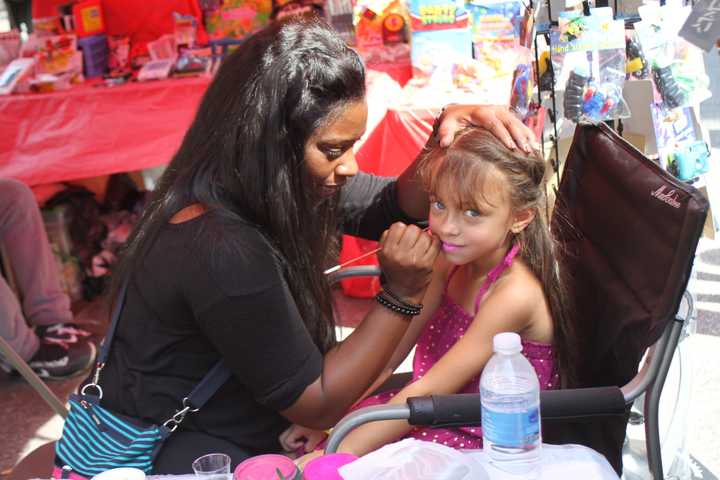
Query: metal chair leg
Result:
<box><xmin>644</xmin><ymin>319</ymin><xmax>684</xmax><ymax>479</ymax></box>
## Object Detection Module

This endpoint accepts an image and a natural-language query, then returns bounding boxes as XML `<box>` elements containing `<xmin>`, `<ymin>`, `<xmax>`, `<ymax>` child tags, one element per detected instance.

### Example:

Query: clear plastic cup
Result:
<box><xmin>192</xmin><ymin>453</ymin><xmax>232</xmax><ymax>480</ymax></box>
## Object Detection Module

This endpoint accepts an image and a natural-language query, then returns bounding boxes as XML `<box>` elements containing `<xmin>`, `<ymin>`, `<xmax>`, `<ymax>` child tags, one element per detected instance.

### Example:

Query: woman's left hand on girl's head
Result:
<box><xmin>436</xmin><ymin>105</ymin><xmax>538</xmax><ymax>153</ymax></box>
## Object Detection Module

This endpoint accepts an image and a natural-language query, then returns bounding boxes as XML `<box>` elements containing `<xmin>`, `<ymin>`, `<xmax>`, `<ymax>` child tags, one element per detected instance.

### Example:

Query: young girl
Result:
<box><xmin>281</xmin><ymin>127</ymin><xmax>577</xmax><ymax>457</ymax></box>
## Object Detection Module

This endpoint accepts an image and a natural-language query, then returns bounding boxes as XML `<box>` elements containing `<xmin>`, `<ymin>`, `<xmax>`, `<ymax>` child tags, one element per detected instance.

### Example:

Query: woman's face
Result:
<box><xmin>304</xmin><ymin>100</ymin><xmax>368</xmax><ymax>197</ymax></box>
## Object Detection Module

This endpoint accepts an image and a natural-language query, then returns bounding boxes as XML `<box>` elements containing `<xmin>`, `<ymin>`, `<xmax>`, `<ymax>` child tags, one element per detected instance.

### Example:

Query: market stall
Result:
<box><xmin>1</xmin><ymin>1</ymin><xmax>718</xmax><ymax>477</ymax></box>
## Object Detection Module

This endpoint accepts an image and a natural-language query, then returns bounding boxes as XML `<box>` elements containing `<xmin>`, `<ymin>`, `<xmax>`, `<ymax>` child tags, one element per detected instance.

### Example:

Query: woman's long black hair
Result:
<box><xmin>112</xmin><ymin>17</ymin><xmax>366</xmax><ymax>352</ymax></box>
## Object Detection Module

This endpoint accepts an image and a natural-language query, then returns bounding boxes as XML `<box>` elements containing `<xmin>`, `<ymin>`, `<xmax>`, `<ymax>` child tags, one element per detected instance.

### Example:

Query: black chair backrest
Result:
<box><xmin>546</xmin><ymin>123</ymin><xmax>708</xmax><ymax>472</ymax></box>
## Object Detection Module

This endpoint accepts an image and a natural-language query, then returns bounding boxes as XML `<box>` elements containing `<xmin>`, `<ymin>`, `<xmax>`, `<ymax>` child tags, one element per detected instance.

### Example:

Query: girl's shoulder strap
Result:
<box><xmin>473</xmin><ymin>243</ymin><xmax>521</xmax><ymax>315</ymax></box>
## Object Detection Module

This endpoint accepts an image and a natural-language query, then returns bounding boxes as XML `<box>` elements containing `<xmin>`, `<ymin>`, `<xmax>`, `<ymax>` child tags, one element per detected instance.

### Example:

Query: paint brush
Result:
<box><xmin>324</xmin><ymin>225</ymin><xmax>430</xmax><ymax>275</ymax></box>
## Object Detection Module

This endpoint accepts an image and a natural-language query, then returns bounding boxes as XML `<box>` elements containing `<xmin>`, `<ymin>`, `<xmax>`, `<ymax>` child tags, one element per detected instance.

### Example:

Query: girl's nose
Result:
<box><xmin>435</xmin><ymin>214</ymin><xmax>460</xmax><ymax>237</ymax></box>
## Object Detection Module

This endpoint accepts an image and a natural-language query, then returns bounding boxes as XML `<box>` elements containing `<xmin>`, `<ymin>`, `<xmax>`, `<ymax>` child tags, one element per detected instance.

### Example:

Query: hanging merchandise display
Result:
<box><xmin>551</xmin><ymin>8</ymin><xmax>630</xmax><ymax>123</ymax></box>
<box><xmin>634</xmin><ymin>2</ymin><xmax>711</xmax><ymax>112</ymax></box>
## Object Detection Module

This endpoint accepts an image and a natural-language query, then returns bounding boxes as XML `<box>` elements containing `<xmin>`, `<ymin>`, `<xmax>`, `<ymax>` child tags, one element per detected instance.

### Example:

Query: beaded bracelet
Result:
<box><xmin>375</xmin><ymin>292</ymin><xmax>423</xmax><ymax>316</ymax></box>
<box><xmin>381</xmin><ymin>286</ymin><xmax>424</xmax><ymax>311</ymax></box>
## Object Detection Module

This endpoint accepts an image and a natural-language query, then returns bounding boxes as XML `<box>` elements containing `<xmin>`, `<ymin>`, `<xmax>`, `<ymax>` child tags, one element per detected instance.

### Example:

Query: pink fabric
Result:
<box><xmin>356</xmin><ymin>245</ymin><xmax>560</xmax><ymax>449</ymax></box>
<box><xmin>51</xmin><ymin>466</ymin><xmax>89</xmax><ymax>480</ymax></box>
<box><xmin>470</xmin><ymin>243</ymin><xmax>520</xmax><ymax>314</ymax></box>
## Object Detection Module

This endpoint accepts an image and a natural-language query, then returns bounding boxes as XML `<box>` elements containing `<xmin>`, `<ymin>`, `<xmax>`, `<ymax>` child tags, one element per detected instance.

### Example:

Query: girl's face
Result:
<box><xmin>304</xmin><ymin>100</ymin><xmax>368</xmax><ymax>198</ymax></box>
<box><xmin>429</xmin><ymin>167</ymin><xmax>515</xmax><ymax>271</ymax></box>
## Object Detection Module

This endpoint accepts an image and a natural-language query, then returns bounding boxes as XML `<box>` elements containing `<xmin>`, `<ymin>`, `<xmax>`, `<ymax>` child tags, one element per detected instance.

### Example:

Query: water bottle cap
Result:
<box><xmin>493</xmin><ymin>332</ymin><xmax>522</xmax><ymax>353</ymax></box>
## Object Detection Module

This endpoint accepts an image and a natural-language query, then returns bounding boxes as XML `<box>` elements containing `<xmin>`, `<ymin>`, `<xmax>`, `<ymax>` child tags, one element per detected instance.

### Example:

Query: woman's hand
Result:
<box><xmin>436</xmin><ymin>105</ymin><xmax>538</xmax><ymax>153</ymax></box>
<box><xmin>377</xmin><ymin>223</ymin><xmax>440</xmax><ymax>303</ymax></box>
<box><xmin>279</xmin><ymin>424</ymin><xmax>328</xmax><ymax>454</ymax></box>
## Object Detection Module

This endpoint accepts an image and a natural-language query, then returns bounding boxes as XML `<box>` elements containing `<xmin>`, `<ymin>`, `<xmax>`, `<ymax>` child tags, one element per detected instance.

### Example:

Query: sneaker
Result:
<box><xmin>0</xmin><ymin>340</ymin><xmax>97</xmax><ymax>380</ymax></box>
<box><xmin>36</xmin><ymin>323</ymin><xmax>92</xmax><ymax>348</ymax></box>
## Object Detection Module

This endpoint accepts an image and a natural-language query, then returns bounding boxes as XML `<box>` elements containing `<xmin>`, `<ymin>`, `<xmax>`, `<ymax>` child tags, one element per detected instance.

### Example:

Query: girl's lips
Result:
<box><xmin>442</xmin><ymin>241</ymin><xmax>462</xmax><ymax>253</ymax></box>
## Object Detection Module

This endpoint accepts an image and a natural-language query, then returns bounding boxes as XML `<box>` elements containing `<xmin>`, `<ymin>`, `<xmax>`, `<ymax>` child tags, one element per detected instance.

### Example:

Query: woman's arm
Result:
<box><xmin>397</xmin><ymin>105</ymin><xmax>538</xmax><ymax>219</ymax></box>
<box><xmin>351</xmin><ymin>257</ymin><xmax>449</xmax><ymax>406</ymax></box>
<box><xmin>280</xmin><ymin>223</ymin><xmax>441</xmax><ymax>429</ymax></box>
<box><xmin>335</xmin><ymin>276</ymin><xmax>539</xmax><ymax>456</ymax></box>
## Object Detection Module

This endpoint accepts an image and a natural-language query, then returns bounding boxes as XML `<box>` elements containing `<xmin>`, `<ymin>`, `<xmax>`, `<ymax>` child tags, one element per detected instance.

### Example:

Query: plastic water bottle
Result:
<box><xmin>480</xmin><ymin>332</ymin><xmax>541</xmax><ymax>475</ymax></box>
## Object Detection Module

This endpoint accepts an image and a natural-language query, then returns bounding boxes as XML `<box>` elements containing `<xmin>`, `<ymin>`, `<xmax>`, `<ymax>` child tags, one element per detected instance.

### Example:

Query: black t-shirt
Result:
<box><xmin>97</xmin><ymin>173</ymin><xmax>416</xmax><ymax>453</ymax></box>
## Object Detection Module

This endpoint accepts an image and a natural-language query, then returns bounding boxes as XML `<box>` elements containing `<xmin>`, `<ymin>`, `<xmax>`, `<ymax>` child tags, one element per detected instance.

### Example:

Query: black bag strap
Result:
<box><xmin>96</xmin><ymin>275</ymin><xmax>129</xmax><ymax>365</ymax></box>
<box><xmin>82</xmin><ymin>275</ymin><xmax>232</xmax><ymax>429</ymax></box>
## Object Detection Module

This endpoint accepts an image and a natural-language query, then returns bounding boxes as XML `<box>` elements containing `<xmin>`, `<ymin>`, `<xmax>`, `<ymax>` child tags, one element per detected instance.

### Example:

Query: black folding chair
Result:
<box><xmin>326</xmin><ymin>123</ymin><xmax>709</xmax><ymax>480</ymax></box>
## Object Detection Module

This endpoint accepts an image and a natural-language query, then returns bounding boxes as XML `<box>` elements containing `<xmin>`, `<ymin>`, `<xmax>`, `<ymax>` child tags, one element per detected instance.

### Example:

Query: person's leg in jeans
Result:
<box><xmin>0</xmin><ymin>178</ymin><xmax>96</xmax><ymax>378</ymax></box>
<box><xmin>0</xmin><ymin>178</ymin><xmax>73</xmax><ymax>328</ymax></box>
<box><xmin>0</xmin><ymin>275</ymin><xmax>39</xmax><ymax>361</ymax></box>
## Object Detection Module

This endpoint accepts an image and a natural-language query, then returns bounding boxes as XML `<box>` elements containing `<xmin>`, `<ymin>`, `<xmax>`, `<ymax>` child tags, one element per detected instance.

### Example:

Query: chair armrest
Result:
<box><xmin>328</xmin><ymin>265</ymin><xmax>381</xmax><ymax>286</ymax></box>
<box><xmin>325</xmin><ymin>388</ymin><xmax>628</xmax><ymax>453</ymax></box>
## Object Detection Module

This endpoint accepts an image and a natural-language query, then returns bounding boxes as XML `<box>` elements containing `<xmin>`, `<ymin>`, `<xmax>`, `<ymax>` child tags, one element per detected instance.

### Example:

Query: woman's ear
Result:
<box><xmin>510</xmin><ymin>208</ymin><xmax>536</xmax><ymax>234</ymax></box>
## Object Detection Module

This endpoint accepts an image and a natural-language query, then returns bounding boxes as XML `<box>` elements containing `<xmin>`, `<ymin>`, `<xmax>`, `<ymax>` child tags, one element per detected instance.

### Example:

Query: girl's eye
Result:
<box><xmin>464</xmin><ymin>209</ymin><xmax>482</xmax><ymax>218</ymax></box>
<box><xmin>431</xmin><ymin>200</ymin><xmax>445</xmax><ymax>211</ymax></box>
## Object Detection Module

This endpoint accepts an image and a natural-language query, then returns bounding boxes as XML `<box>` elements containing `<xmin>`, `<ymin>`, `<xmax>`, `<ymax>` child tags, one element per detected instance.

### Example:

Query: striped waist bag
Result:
<box><xmin>55</xmin><ymin>393</ymin><xmax>168</xmax><ymax>477</ymax></box>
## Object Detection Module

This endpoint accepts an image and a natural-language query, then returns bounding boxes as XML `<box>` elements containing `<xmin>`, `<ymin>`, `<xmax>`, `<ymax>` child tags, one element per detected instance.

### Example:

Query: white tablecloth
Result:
<box><xmin>338</xmin><ymin>440</ymin><xmax>620</xmax><ymax>480</ymax></box>
<box><xmin>35</xmin><ymin>442</ymin><xmax>618</xmax><ymax>480</ymax></box>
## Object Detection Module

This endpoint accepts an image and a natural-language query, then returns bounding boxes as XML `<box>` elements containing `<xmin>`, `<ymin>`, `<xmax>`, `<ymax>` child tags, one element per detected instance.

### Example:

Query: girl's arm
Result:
<box><xmin>336</xmin><ymin>275</ymin><xmax>540</xmax><ymax>456</ymax></box>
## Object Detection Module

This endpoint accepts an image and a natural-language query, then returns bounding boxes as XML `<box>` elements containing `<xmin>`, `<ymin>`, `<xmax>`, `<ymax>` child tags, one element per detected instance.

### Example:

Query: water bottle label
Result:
<box><xmin>482</xmin><ymin>406</ymin><xmax>540</xmax><ymax>448</ymax></box>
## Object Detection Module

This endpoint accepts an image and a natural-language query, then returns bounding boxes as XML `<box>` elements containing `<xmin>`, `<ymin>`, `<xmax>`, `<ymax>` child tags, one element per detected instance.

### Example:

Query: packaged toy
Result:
<box><xmin>625</xmin><ymin>34</ymin><xmax>648</xmax><ymax>79</ymax></box>
<box><xmin>634</xmin><ymin>3</ymin><xmax>711</xmax><ymax>111</ymax></box>
<box><xmin>551</xmin><ymin>8</ymin><xmax>630</xmax><ymax>122</ymax></box>
<box><xmin>354</xmin><ymin>0</ymin><xmax>411</xmax><ymax>64</ymax></box>
<box><xmin>73</xmin><ymin>0</ymin><xmax>105</xmax><ymax>38</ymax></box>
<box><xmin>0</xmin><ymin>57</ymin><xmax>36</xmax><ymax>95</ymax></box>
<box><xmin>409</xmin><ymin>0</ymin><xmax>472</xmax><ymax>83</ymax></box>
<box><xmin>668</xmin><ymin>140</ymin><xmax>710</xmax><ymax>182</ymax></box>
<box><xmin>174</xmin><ymin>13</ymin><xmax>198</xmax><ymax>48</ymax></box>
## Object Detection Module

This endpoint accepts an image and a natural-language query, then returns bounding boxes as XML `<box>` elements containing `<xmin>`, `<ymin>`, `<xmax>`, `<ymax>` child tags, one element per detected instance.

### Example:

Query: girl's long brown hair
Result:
<box><xmin>417</xmin><ymin>128</ymin><xmax>578</xmax><ymax>387</ymax></box>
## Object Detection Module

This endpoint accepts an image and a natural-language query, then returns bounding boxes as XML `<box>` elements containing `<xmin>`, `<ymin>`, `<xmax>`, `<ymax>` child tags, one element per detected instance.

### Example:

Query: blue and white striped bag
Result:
<box><xmin>55</xmin><ymin>393</ymin><xmax>169</xmax><ymax>477</ymax></box>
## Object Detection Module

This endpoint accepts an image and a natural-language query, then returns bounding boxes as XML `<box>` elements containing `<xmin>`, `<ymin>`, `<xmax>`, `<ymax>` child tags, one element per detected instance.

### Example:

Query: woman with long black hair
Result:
<box><xmin>91</xmin><ymin>16</ymin><xmax>536</xmax><ymax>473</ymax></box>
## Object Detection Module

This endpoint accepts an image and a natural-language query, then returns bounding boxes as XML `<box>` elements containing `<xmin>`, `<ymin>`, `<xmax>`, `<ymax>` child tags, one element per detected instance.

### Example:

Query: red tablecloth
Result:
<box><xmin>0</xmin><ymin>77</ymin><xmax>210</xmax><ymax>186</ymax></box>
<box><xmin>0</xmin><ymin>68</ymin><xmax>416</xmax><ymax>187</ymax></box>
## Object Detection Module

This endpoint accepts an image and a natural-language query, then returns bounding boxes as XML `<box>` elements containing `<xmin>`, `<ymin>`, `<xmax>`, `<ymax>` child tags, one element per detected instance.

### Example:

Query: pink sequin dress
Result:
<box><xmin>355</xmin><ymin>244</ymin><xmax>560</xmax><ymax>449</ymax></box>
